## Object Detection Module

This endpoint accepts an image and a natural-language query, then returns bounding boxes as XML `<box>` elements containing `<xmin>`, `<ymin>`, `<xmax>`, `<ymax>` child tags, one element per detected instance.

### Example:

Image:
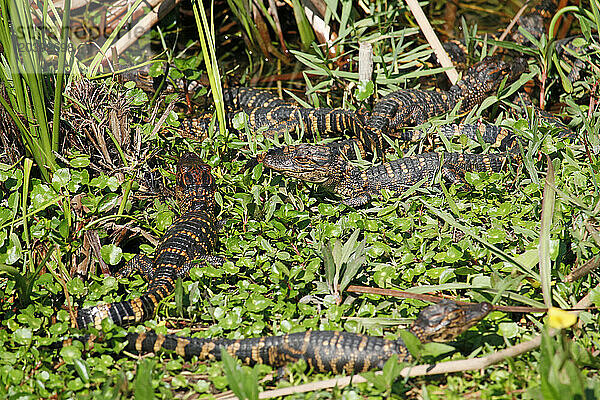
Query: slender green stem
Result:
<box><xmin>192</xmin><ymin>0</ymin><xmax>225</xmax><ymax>137</ymax></box>
<box><xmin>22</xmin><ymin>158</ymin><xmax>33</xmax><ymax>272</ymax></box>
<box><xmin>548</xmin><ymin>6</ymin><xmax>581</xmax><ymax>40</ymax></box>
<box><xmin>52</xmin><ymin>0</ymin><xmax>72</xmax><ymax>152</ymax></box>
<box><xmin>117</xmin><ymin>179</ymin><xmax>134</xmax><ymax>217</ymax></box>
<box><xmin>105</xmin><ymin>126</ymin><xmax>128</xmax><ymax>167</ymax></box>
<box><xmin>539</xmin><ymin>157</ymin><xmax>555</xmax><ymax>308</ymax></box>
<box><xmin>591</xmin><ymin>0</ymin><xmax>600</xmax><ymax>32</ymax></box>
<box><xmin>0</xmin><ymin>197</ymin><xmax>61</xmax><ymax>231</ymax></box>
<box><xmin>291</xmin><ymin>0</ymin><xmax>315</xmax><ymax>50</ymax></box>
<box><xmin>149</xmin><ymin>63</ymin><xmax>170</xmax><ymax>110</ymax></box>
<box><xmin>88</xmin><ymin>0</ymin><xmax>145</xmax><ymax>76</ymax></box>
<box><xmin>0</xmin><ymin>93</ymin><xmax>28</xmax><ymax>137</ymax></box>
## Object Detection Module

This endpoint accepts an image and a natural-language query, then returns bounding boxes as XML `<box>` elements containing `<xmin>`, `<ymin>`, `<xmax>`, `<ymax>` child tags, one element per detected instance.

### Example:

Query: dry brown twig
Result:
<box><xmin>566</xmin><ymin>255</ymin><xmax>600</xmax><ymax>282</ymax></box>
<box><xmin>490</xmin><ymin>1</ymin><xmax>531</xmax><ymax>55</ymax></box>
<box><xmin>347</xmin><ymin>285</ymin><xmax>550</xmax><ymax>313</ymax></box>
<box><xmin>101</xmin><ymin>0</ymin><xmax>180</xmax><ymax>66</ymax></box>
<box><xmin>404</xmin><ymin>0</ymin><xmax>459</xmax><ymax>84</ymax></box>
<box><xmin>53</xmin><ymin>0</ymin><xmax>91</xmax><ymax>10</ymax></box>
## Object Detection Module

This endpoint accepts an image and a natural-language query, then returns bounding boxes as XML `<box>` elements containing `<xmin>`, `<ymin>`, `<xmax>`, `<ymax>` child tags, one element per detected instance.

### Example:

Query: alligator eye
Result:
<box><xmin>295</xmin><ymin>155</ymin><xmax>309</xmax><ymax>164</ymax></box>
<box><xmin>427</xmin><ymin>315</ymin><xmax>443</xmax><ymax>326</ymax></box>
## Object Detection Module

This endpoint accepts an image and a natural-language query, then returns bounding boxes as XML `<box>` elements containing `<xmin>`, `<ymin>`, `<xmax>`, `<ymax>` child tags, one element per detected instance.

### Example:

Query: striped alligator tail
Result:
<box><xmin>75</xmin><ymin>275</ymin><xmax>175</xmax><ymax>329</ymax></box>
<box><xmin>125</xmin><ymin>330</ymin><xmax>402</xmax><ymax>374</ymax></box>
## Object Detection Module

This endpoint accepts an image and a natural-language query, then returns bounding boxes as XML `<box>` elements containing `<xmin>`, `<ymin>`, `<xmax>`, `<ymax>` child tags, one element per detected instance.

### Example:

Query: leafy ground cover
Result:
<box><xmin>1</xmin><ymin>0</ymin><xmax>600</xmax><ymax>398</ymax></box>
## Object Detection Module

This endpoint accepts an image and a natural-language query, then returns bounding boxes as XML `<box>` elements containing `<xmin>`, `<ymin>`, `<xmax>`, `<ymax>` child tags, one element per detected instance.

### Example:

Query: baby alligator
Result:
<box><xmin>365</xmin><ymin>56</ymin><xmax>526</xmax><ymax>152</ymax></box>
<box><xmin>258</xmin><ymin>140</ymin><xmax>511</xmax><ymax>207</ymax></box>
<box><xmin>258</xmin><ymin>89</ymin><xmax>576</xmax><ymax>206</ymax></box>
<box><xmin>75</xmin><ymin>152</ymin><xmax>220</xmax><ymax>329</ymax></box>
<box><xmin>123</xmin><ymin>300</ymin><xmax>492</xmax><ymax>374</ymax></box>
<box><xmin>179</xmin><ymin>88</ymin><xmax>369</xmax><ymax>155</ymax></box>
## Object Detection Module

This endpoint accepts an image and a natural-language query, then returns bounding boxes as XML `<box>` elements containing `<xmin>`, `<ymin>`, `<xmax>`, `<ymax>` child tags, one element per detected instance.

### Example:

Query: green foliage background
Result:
<box><xmin>0</xmin><ymin>0</ymin><xmax>599</xmax><ymax>398</ymax></box>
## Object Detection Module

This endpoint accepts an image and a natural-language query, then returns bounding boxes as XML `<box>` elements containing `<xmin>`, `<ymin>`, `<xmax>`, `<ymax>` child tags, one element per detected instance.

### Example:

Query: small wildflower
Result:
<box><xmin>548</xmin><ymin>307</ymin><xmax>577</xmax><ymax>329</ymax></box>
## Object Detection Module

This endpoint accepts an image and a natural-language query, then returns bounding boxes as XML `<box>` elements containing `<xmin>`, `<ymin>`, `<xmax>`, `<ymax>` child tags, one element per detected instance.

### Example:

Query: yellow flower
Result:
<box><xmin>548</xmin><ymin>307</ymin><xmax>577</xmax><ymax>329</ymax></box>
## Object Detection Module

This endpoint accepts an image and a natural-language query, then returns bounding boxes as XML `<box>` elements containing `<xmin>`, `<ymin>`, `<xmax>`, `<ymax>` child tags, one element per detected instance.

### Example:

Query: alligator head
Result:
<box><xmin>257</xmin><ymin>143</ymin><xmax>349</xmax><ymax>184</ymax></box>
<box><xmin>452</xmin><ymin>56</ymin><xmax>528</xmax><ymax>111</ymax></box>
<box><xmin>176</xmin><ymin>152</ymin><xmax>216</xmax><ymax>213</ymax></box>
<box><xmin>410</xmin><ymin>300</ymin><xmax>493</xmax><ymax>343</ymax></box>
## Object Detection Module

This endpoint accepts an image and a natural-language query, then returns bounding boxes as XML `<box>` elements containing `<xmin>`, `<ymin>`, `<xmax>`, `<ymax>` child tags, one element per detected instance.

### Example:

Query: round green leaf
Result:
<box><xmin>101</xmin><ymin>244</ymin><xmax>123</xmax><ymax>265</ymax></box>
<box><xmin>246</xmin><ymin>293</ymin><xmax>272</xmax><ymax>313</ymax></box>
<box><xmin>498</xmin><ymin>322</ymin><xmax>519</xmax><ymax>338</ymax></box>
<box><xmin>70</xmin><ymin>157</ymin><xmax>90</xmax><ymax>168</ymax></box>
<box><xmin>13</xmin><ymin>327</ymin><xmax>32</xmax><ymax>345</ymax></box>
<box><xmin>52</xmin><ymin>168</ymin><xmax>71</xmax><ymax>188</ymax></box>
<box><xmin>67</xmin><ymin>278</ymin><xmax>86</xmax><ymax>296</ymax></box>
<box><xmin>156</xmin><ymin>210</ymin><xmax>174</xmax><ymax>231</ymax></box>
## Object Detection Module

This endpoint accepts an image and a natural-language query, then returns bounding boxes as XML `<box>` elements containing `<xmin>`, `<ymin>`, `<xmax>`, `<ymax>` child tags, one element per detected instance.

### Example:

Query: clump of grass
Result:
<box><xmin>0</xmin><ymin>0</ymin><xmax>63</xmax><ymax>181</ymax></box>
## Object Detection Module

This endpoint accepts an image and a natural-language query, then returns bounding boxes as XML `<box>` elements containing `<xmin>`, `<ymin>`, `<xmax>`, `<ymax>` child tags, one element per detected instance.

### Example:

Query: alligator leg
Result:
<box><xmin>441</xmin><ymin>166</ymin><xmax>467</xmax><ymax>185</ymax></box>
<box><xmin>200</xmin><ymin>255</ymin><xmax>226</xmax><ymax>267</ymax></box>
<box><xmin>168</xmin><ymin>259</ymin><xmax>208</xmax><ymax>281</ymax></box>
<box><xmin>115</xmin><ymin>254</ymin><xmax>155</xmax><ymax>280</ymax></box>
<box><xmin>115</xmin><ymin>253</ymin><xmax>225</xmax><ymax>279</ymax></box>
<box><xmin>341</xmin><ymin>193</ymin><xmax>372</xmax><ymax>208</ymax></box>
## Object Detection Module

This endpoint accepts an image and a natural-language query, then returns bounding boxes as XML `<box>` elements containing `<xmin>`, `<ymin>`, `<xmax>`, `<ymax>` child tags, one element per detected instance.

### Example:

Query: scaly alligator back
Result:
<box><xmin>76</xmin><ymin>153</ymin><xmax>218</xmax><ymax>329</ymax></box>
<box><xmin>260</xmin><ymin>142</ymin><xmax>512</xmax><ymax>207</ymax></box>
<box><xmin>124</xmin><ymin>300</ymin><xmax>492</xmax><ymax>373</ymax></box>
<box><xmin>126</xmin><ymin>330</ymin><xmax>401</xmax><ymax>374</ymax></box>
<box><xmin>367</xmin><ymin>56</ymin><xmax>527</xmax><ymax>146</ymax></box>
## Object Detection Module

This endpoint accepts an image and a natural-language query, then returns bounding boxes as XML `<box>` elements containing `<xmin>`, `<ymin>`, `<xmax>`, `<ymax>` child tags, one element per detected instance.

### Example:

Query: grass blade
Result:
<box><xmin>134</xmin><ymin>359</ymin><xmax>155</xmax><ymax>400</ymax></box>
<box><xmin>420</xmin><ymin>199</ymin><xmax>538</xmax><ymax>279</ymax></box>
<box><xmin>88</xmin><ymin>0</ymin><xmax>145</xmax><ymax>76</ymax></box>
<box><xmin>322</xmin><ymin>241</ymin><xmax>335</xmax><ymax>294</ymax></box>
<box><xmin>221</xmin><ymin>349</ymin><xmax>259</xmax><ymax>400</ymax></box>
<box><xmin>0</xmin><ymin>0</ymin><xmax>58</xmax><ymax>180</ymax></box>
<box><xmin>192</xmin><ymin>0</ymin><xmax>225</xmax><ymax>136</ymax></box>
<box><xmin>22</xmin><ymin>158</ymin><xmax>32</xmax><ymax>272</ymax></box>
<box><xmin>51</xmin><ymin>0</ymin><xmax>71</xmax><ymax>152</ymax></box>
<box><xmin>291</xmin><ymin>0</ymin><xmax>315</xmax><ymax>50</ymax></box>
<box><xmin>539</xmin><ymin>156</ymin><xmax>555</xmax><ymax>307</ymax></box>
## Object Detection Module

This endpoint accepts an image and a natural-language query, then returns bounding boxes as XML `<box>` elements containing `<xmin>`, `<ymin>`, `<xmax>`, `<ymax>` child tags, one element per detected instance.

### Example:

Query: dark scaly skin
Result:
<box><xmin>178</xmin><ymin>58</ymin><xmax>525</xmax><ymax>159</ymax></box>
<box><xmin>237</xmin><ymin>57</ymin><xmax>525</xmax><ymax>161</ymax></box>
<box><xmin>509</xmin><ymin>0</ymin><xmax>558</xmax><ymax>47</ymax></box>
<box><xmin>439</xmin><ymin>113</ymin><xmax>574</xmax><ymax>155</ymax></box>
<box><xmin>365</xmin><ymin>56</ymin><xmax>527</xmax><ymax>160</ymax></box>
<box><xmin>435</xmin><ymin>93</ymin><xmax>575</xmax><ymax>151</ymax></box>
<box><xmin>179</xmin><ymin>88</ymin><xmax>374</xmax><ymax>154</ymax></box>
<box><xmin>259</xmin><ymin>142</ymin><xmax>510</xmax><ymax>207</ymax></box>
<box><xmin>368</xmin><ymin>56</ymin><xmax>527</xmax><ymax>148</ymax></box>
<box><xmin>258</xmin><ymin>90</ymin><xmax>578</xmax><ymax>206</ymax></box>
<box><xmin>439</xmin><ymin>123</ymin><xmax>518</xmax><ymax>151</ymax></box>
<box><xmin>222</xmin><ymin>86</ymin><xmax>292</xmax><ymax>111</ymax></box>
<box><xmin>554</xmin><ymin>36</ymin><xmax>596</xmax><ymax>83</ymax></box>
<box><xmin>75</xmin><ymin>153</ymin><xmax>219</xmax><ymax>329</ymax></box>
<box><xmin>177</xmin><ymin>114</ymin><xmax>214</xmax><ymax>140</ymax></box>
<box><xmin>124</xmin><ymin>300</ymin><xmax>492</xmax><ymax>374</ymax></box>
<box><xmin>247</xmin><ymin>107</ymin><xmax>372</xmax><ymax>151</ymax></box>
<box><xmin>175</xmin><ymin>87</ymin><xmax>292</xmax><ymax>139</ymax></box>
<box><xmin>441</xmin><ymin>40</ymin><xmax>469</xmax><ymax>67</ymax></box>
